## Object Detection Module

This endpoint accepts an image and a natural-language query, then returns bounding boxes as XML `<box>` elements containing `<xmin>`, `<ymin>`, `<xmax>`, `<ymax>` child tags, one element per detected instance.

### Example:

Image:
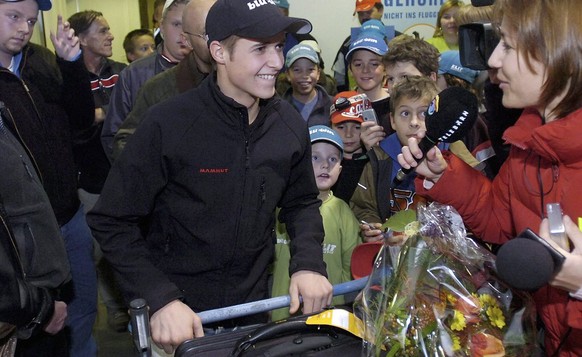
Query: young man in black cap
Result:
<box><xmin>88</xmin><ymin>0</ymin><xmax>333</xmax><ymax>354</ymax></box>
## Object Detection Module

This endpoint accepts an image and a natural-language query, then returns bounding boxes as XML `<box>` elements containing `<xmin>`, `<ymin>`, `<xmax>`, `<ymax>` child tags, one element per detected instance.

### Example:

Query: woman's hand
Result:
<box><xmin>397</xmin><ymin>133</ymin><xmax>448</xmax><ymax>184</ymax></box>
<box><xmin>538</xmin><ymin>215</ymin><xmax>582</xmax><ymax>293</ymax></box>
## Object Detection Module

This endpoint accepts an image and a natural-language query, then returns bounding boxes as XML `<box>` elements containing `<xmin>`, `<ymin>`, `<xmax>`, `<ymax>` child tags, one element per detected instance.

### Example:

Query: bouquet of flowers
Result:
<box><xmin>355</xmin><ymin>203</ymin><xmax>537</xmax><ymax>357</ymax></box>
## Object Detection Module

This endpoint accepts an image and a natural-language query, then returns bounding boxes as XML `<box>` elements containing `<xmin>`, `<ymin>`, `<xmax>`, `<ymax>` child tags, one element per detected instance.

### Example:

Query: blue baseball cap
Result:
<box><xmin>309</xmin><ymin>125</ymin><xmax>344</xmax><ymax>154</ymax></box>
<box><xmin>273</xmin><ymin>0</ymin><xmax>289</xmax><ymax>9</ymax></box>
<box><xmin>285</xmin><ymin>44</ymin><xmax>319</xmax><ymax>68</ymax></box>
<box><xmin>360</xmin><ymin>19</ymin><xmax>385</xmax><ymax>37</ymax></box>
<box><xmin>438</xmin><ymin>51</ymin><xmax>480</xmax><ymax>84</ymax></box>
<box><xmin>346</xmin><ymin>32</ymin><xmax>388</xmax><ymax>62</ymax></box>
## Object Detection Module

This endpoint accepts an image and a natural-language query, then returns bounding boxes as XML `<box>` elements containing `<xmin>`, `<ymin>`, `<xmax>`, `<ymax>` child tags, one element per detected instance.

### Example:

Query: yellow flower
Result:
<box><xmin>487</xmin><ymin>306</ymin><xmax>506</xmax><ymax>329</ymax></box>
<box><xmin>479</xmin><ymin>293</ymin><xmax>498</xmax><ymax>308</ymax></box>
<box><xmin>450</xmin><ymin>310</ymin><xmax>466</xmax><ymax>331</ymax></box>
<box><xmin>452</xmin><ymin>335</ymin><xmax>461</xmax><ymax>351</ymax></box>
<box><xmin>446</xmin><ymin>293</ymin><xmax>457</xmax><ymax>305</ymax></box>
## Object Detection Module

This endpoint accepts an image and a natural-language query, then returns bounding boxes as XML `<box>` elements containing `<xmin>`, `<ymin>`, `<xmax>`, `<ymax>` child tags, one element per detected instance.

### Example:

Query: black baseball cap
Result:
<box><xmin>206</xmin><ymin>0</ymin><xmax>312</xmax><ymax>45</ymax></box>
<box><xmin>3</xmin><ymin>0</ymin><xmax>52</xmax><ymax>10</ymax></box>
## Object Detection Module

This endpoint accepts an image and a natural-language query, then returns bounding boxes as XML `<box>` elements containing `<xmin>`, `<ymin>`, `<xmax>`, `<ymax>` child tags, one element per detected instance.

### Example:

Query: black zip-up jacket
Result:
<box><xmin>0</xmin><ymin>44</ymin><xmax>94</xmax><ymax>225</ymax></box>
<box><xmin>88</xmin><ymin>73</ymin><xmax>328</xmax><ymax>315</ymax></box>
<box><xmin>0</xmin><ymin>108</ymin><xmax>70</xmax><ymax>338</ymax></box>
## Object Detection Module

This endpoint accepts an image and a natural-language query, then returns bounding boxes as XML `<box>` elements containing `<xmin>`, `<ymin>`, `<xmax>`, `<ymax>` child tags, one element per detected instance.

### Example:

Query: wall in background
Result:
<box><xmin>32</xmin><ymin>0</ymin><xmax>361</xmax><ymax>70</ymax></box>
<box><xmin>32</xmin><ymin>0</ymin><xmax>440</xmax><ymax>72</ymax></box>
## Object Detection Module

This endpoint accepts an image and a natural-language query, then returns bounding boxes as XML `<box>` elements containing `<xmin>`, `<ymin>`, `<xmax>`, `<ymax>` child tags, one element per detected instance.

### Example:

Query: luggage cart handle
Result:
<box><xmin>197</xmin><ymin>277</ymin><xmax>368</xmax><ymax>325</ymax></box>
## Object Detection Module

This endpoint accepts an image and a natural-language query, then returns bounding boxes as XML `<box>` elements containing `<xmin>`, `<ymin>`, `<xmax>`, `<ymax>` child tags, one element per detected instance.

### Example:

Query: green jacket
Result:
<box><xmin>271</xmin><ymin>193</ymin><xmax>361</xmax><ymax>321</ymax></box>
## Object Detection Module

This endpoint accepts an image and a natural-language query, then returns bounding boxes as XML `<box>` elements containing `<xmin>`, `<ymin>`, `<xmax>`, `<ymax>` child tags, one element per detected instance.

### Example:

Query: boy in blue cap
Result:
<box><xmin>271</xmin><ymin>125</ymin><xmax>360</xmax><ymax>321</ymax></box>
<box><xmin>437</xmin><ymin>50</ymin><xmax>480</xmax><ymax>89</ymax></box>
<box><xmin>281</xmin><ymin>43</ymin><xmax>331</xmax><ymax>126</ymax></box>
<box><xmin>347</xmin><ymin>31</ymin><xmax>391</xmax><ymax>135</ymax></box>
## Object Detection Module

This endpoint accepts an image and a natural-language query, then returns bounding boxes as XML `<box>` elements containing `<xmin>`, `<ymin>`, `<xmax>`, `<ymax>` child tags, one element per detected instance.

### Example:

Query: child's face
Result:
<box><xmin>217</xmin><ymin>33</ymin><xmax>285</xmax><ymax>108</ymax></box>
<box><xmin>311</xmin><ymin>142</ymin><xmax>342</xmax><ymax>192</ymax></box>
<box><xmin>390</xmin><ymin>96</ymin><xmax>429</xmax><ymax>146</ymax></box>
<box><xmin>127</xmin><ymin>34</ymin><xmax>156</xmax><ymax>62</ymax></box>
<box><xmin>349</xmin><ymin>50</ymin><xmax>385</xmax><ymax>93</ymax></box>
<box><xmin>286</xmin><ymin>58</ymin><xmax>320</xmax><ymax>97</ymax></box>
<box><xmin>385</xmin><ymin>61</ymin><xmax>424</xmax><ymax>94</ymax></box>
<box><xmin>332</xmin><ymin>121</ymin><xmax>362</xmax><ymax>157</ymax></box>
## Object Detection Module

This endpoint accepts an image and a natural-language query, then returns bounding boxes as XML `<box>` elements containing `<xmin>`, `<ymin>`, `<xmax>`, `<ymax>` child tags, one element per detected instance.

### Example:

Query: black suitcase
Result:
<box><xmin>174</xmin><ymin>309</ymin><xmax>363</xmax><ymax>357</ymax></box>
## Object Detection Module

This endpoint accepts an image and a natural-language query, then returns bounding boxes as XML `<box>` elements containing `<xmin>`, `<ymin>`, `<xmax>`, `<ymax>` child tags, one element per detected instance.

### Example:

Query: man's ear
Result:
<box><xmin>209</xmin><ymin>41</ymin><xmax>226</xmax><ymax>64</ymax></box>
<box><xmin>429</xmin><ymin>72</ymin><xmax>438</xmax><ymax>82</ymax></box>
<box><xmin>78</xmin><ymin>34</ymin><xmax>87</xmax><ymax>48</ymax></box>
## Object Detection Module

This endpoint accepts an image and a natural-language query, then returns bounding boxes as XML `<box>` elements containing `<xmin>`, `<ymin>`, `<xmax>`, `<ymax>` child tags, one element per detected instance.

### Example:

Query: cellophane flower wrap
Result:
<box><xmin>354</xmin><ymin>203</ymin><xmax>537</xmax><ymax>357</ymax></box>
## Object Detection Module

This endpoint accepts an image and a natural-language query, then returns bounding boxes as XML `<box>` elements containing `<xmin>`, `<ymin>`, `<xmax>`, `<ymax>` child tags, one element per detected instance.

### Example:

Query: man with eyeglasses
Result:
<box><xmin>100</xmin><ymin>0</ymin><xmax>192</xmax><ymax>159</ymax></box>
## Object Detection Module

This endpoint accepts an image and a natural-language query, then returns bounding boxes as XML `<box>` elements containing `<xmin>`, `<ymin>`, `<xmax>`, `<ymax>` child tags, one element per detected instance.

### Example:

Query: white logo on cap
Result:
<box><xmin>451</xmin><ymin>64</ymin><xmax>465</xmax><ymax>73</ymax></box>
<box><xmin>248</xmin><ymin>0</ymin><xmax>276</xmax><ymax>10</ymax></box>
<box><xmin>310</xmin><ymin>127</ymin><xmax>335</xmax><ymax>136</ymax></box>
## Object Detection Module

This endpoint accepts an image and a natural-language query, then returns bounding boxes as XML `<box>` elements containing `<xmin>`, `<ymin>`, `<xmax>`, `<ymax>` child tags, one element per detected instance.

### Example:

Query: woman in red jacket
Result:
<box><xmin>397</xmin><ymin>0</ymin><xmax>582</xmax><ymax>355</ymax></box>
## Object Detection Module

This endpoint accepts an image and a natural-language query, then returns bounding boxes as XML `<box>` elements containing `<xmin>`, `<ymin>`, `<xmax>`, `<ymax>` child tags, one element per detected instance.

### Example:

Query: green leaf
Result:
<box><xmin>382</xmin><ymin>210</ymin><xmax>417</xmax><ymax>232</ymax></box>
<box><xmin>386</xmin><ymin>343</ymin><xmax>402</xmax><ymax>357</ymax></box>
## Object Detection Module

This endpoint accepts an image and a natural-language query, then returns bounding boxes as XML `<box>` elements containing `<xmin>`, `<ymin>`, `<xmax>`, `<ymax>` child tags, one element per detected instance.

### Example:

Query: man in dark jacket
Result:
<box><xmin>0</xmin><ymin>1</ymin><xmax>97</xmax><ymax>356</ymax></box>
<box><xmin>68</xmin><ymin>10</ymin><xmax>127</xmax><ymax>199</ymax></box>
<box><xmin>88</xmin><ymin>0</ymin><xmax>333</xmax><ymax>354</ymax></box>
<box><xmin>0</xmin><ymin>106</ymin><xmax>70</xmax><ymax>356</ymax></box>
<box><xmin>67</xmin><ymin>10</ymin><xmax>130</xmax><ymax>332</ymax></box>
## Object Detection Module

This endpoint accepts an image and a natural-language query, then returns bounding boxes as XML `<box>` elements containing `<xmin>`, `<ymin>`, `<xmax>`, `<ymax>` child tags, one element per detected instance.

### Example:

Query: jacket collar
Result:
<box><xmin>206</xmin><ymin>72</ymin><xmax>278</xmax><ymax>126</ymax></box>
<box><xmin>504</xmin><ymin>107</ymin><xmax>582</xmax><ymax>165</ymax></box>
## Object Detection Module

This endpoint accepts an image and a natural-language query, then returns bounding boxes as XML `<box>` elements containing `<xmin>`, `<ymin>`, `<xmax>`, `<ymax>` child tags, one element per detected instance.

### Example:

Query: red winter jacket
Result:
<box><xmin>416</xmin><ymin>107</ymin><xmax>582</xmax><ymax>356</ymax></box>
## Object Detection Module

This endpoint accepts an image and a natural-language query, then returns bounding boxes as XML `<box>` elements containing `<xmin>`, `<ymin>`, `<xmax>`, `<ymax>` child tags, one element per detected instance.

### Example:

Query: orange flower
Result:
<box><xmin>471</xmin><ymin>332</ymin><xmax>505</xmax><ymax>357</ymax></box>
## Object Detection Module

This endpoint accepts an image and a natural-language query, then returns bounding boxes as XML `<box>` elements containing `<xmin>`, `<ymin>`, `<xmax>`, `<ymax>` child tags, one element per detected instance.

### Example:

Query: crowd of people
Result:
<box><xmin>1</xmin><ymin>0</ymin><xmax>581</xmax><ymax>356</ymax></box>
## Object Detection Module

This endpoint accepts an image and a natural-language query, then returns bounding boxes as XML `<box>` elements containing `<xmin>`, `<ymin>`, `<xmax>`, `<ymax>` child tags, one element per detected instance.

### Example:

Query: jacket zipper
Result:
<box><xmin>220</xmin><ymin>108</ymin><xmax>252</xmax><ymax>307</ymax></box>
<box><xmin>0</xmin><ymin>102</ymin><xmax>43</xmax><ymax>183</ymax></box>
<box><xmin>0</xmin><ymin>47</ymin><xmax>46</xmax><ymax>130</ymax></box>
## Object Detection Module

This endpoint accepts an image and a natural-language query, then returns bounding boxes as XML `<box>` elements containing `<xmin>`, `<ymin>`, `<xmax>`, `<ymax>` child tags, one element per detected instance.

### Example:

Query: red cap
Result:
<box><xmin>354</xmin><ymin>0</ymin><xmax>381</xmax><ymax>13</ymax></box>
<box><xmin>350</xmin><ymin>242</ymin><xmax>383</xmax><ymax>279</ymax></box>
<box><xmin>330</xmin><ymin>91</ymin><xmax>371</xmax><ymax>124</ymax></box>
